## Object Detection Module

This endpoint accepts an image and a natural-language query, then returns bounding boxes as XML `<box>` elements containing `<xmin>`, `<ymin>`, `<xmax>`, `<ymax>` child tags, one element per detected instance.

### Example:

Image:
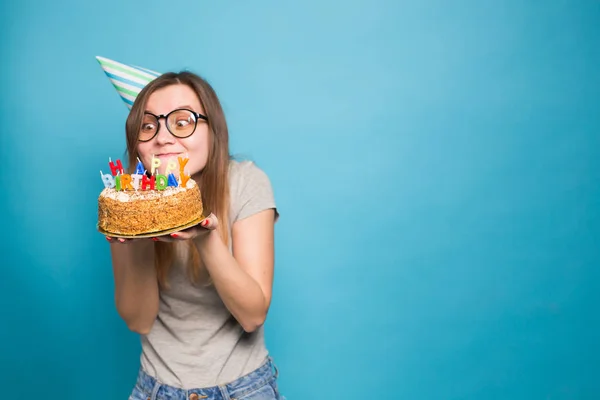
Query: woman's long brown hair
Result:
<box><xmin>124</xmin><ymin>71</ymin><xmax>230</xmax><ymax>288</ymax></box>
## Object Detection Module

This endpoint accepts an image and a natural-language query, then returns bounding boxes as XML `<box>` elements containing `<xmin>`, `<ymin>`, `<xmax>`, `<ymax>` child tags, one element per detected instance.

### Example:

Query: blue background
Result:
<box><xmin>1</xmin><ymin>1</ymin><xmax>599</xmax><ymax>399</ymax></box>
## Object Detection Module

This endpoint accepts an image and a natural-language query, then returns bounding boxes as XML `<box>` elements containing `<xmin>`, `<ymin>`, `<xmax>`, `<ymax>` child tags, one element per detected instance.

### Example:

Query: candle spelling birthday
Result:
<box><xmin>97</xmin><ymin>154</ymin><xmax>204</xmax><ymax>237</ymax></box>
<box><xmin>100</xmin><ymin>156</ymin><xmax>191</xmax><ymax>191</ymax></box>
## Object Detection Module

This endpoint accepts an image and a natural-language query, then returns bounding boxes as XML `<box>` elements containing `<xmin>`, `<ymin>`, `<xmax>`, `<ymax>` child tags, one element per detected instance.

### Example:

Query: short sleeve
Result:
<box><xmin>230</xmin><ymin>160</ymin><xmax>279</xmax><ymax>224</ymax></box>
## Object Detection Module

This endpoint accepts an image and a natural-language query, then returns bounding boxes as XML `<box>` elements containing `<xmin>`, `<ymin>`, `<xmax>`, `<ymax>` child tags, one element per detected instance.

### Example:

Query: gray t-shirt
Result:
<box><xmin>139</xmin><ymin>159</ymin><xmax>278</xmax><ymax>389</ymax></box>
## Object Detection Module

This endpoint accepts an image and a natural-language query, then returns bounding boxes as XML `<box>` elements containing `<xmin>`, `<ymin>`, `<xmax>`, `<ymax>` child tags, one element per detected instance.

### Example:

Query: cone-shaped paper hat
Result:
<box><xmin>96</xmin><ymin>56</ymin><xmax>162</xmax><ymax>109</ymax></box>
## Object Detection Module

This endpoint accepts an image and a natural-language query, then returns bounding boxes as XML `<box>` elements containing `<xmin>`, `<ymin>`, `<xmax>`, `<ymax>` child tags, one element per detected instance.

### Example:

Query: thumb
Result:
<box><xmin>200</xmin><ymin>213</ymin><xmax>218</xmax><ymax>230</ymax></box>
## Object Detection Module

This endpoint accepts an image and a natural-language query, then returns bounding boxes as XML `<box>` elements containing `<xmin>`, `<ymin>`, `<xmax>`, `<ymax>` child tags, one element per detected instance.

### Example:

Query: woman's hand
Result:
<box><xmin>152</xmin><ymin>213</ymin><xmax>218</xmax><ymax>242</ymax></box>
<box><xmin>105</xmin><ymin>236</ymin><xmax>142</xmax><ymax>244</ymax></box>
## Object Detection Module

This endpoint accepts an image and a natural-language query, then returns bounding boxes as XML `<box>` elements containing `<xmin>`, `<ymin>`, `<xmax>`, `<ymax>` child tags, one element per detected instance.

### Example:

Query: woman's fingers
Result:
<box><xmin>105</xmin><ymin>236</ymin><xmax>145</xmax><ymax>244</ymax></box>
<box><xmin>159</xmin><ymin>215</ymin><xmax>218</xmax><ymax>241</ymax></box>
<box><xmin>201</xmin><ymin>213</ymin><xmax>218</xmax><ymax>230</ymax></box>
<box><xmin>149</xmin><ymin>235</ymin><xmax>177</xmax><ymax>242</ymax></box>
<box><xmin>169</xmin><ymin>231</ymin><xmax>193</xmax><ymax>240</ymax></box>
<box><xmin>105</xmin><ymin>236</ymin><xmax>130</xmax><ymax>243</ymax></box>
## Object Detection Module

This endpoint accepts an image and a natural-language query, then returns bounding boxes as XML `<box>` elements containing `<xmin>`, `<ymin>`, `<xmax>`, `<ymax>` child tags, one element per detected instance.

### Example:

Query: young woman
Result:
<box><xmin>104</xmin><ymin>71</ymin><xmax>282</xmax><ymax>400</ymax></box>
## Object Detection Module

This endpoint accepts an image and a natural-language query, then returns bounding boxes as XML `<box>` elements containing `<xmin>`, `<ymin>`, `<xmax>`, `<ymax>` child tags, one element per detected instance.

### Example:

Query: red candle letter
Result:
<box><xmin>142</xmin><ymin>174</ymin><xmax>155</xmax><ymax>190</ymax></box>
<box><xmin>109</xmin><ymin>159</ymin><xmax>124</xmax><ymax>176</ymax></box>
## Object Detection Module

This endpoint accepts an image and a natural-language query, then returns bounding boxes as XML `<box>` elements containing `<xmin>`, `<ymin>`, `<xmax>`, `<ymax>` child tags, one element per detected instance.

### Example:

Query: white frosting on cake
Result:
<box><xmin>100</xmin><ymin>179</ymin><xmax>196</xmax><ymax>202</ymax></box>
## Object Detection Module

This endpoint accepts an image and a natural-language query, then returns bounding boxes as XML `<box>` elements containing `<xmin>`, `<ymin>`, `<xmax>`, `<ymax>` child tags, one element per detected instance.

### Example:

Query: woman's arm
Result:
<box><xmin>195</xmin><ymin>209</ymin><xmax>275</xmax><ymax>333</ymax></box>
<box><xmin>109</xmin><ymin>239</ymin><xmax>160</xmax><ymax>334</ymax></box>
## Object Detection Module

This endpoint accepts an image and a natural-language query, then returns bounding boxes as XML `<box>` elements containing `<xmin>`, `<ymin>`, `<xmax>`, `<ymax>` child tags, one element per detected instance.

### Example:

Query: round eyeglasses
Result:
<box><xmin>139</xmin><ymin>108</ymin><xmax>208</xmax><ymax>142</ymax></box>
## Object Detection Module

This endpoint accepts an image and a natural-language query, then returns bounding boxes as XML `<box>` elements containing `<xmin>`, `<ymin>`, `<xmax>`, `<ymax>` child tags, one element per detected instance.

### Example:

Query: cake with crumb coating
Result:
<box><xmin>97</xmin><ymin>177</ymin><xmax>203</xmax><ymax>236</ymax></box>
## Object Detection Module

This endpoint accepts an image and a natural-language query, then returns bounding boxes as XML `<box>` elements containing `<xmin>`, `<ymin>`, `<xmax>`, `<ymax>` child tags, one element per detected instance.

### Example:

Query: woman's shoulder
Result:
<box><xmin>228</xmin><ymin>158</ymin><xmax>272</xmax><ymax>188</ymax></box>
<box><xmin>228</xmin><ymin>157</ymin><xmax>277</xmax><ymax>223</ymax></box>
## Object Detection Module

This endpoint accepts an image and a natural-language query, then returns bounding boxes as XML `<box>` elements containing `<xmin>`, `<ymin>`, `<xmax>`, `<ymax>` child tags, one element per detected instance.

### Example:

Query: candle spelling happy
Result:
<box><xmin>100</xmin><ymin>156</ymin><xmax>190</xmax><ymax>191</ymax></box>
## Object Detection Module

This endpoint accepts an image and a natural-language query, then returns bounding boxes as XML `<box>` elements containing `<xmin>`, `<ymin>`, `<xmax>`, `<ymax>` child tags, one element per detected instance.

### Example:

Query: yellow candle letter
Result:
<box><xmin>178</xmin><ymin>156</ymin><xmax>189</xmax><ymax>174</ymax></box>
<box><xmin>151</xmin><ymin>156</ymin><xmax>161</xmax><ymax>174</ymax></box>
<box><xmin>165</xmin><ymin>158</ymin><xmax>178</xmax><ymax>175</ymax></box>
<box><xmin>180</xmin><ymin>173</ymin><xmax>190</xmax><ymax>187</ymax></box>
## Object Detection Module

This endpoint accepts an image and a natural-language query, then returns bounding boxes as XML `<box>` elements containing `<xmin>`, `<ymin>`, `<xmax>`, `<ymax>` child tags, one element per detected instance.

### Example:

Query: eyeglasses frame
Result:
<box><xmin>138</xmin><ymin>108</ymin><xmax>208</xmax><ymax>142</ymax></box>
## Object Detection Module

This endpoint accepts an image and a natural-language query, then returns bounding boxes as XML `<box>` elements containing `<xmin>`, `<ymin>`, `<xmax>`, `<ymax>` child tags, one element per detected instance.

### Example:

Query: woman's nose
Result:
<box><xmin>155</xmin><ymin>123</ymin><xmax>174</xmax><ymax>143</ymax></box>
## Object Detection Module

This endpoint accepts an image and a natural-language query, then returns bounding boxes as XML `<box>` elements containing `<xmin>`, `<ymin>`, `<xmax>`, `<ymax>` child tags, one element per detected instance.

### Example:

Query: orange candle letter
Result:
<box><xmin>120</xmin><ymin>174</ymin><xmax>133</xmax><ymax>190</ymax></box>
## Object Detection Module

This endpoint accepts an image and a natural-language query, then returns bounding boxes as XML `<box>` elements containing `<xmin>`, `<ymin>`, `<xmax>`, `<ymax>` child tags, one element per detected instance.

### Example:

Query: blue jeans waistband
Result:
<box><xmin>133</xmin><ymin>356</ymin><xmax>280</xmax><ymax>400</ymax></box>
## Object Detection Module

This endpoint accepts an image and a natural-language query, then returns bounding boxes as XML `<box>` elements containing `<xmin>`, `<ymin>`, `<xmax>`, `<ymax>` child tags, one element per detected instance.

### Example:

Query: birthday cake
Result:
<box><xmin>97</xmin><ymin>156</ymin><xmax>203</xmax><ymax>236</ymax></box>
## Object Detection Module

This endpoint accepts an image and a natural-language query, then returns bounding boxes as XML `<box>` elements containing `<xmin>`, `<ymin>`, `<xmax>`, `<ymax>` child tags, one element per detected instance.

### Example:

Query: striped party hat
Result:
<box><xmin>96</xmin><ymin>56</ymin><xmax>162</xmax><ymax>109</ymax></box>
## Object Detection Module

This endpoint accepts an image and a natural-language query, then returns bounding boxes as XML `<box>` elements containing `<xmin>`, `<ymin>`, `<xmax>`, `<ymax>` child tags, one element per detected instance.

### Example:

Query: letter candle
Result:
<box><xmin>156</xmin><ymin>174</ymin><xmax>168</xmax><ymax>190</ymax></box>
<box><xmin>141</xmin><ymin>174</ymin><xmax>155</xmax><ymax>190</ymax></box>
<box><xmin>100</xmin><ymin>156</ymin><xmax>189</xmax><ymax>191</ymax></box>
<box><xmin>108</xmin><ymin>157</ymin><xmax>124</xmax><ymax>176</ymax></box>
<box><xmin>177</xmin><ymin>156</ymin><xmax>189</xmax><ymax>172</ymax></box>
<box><xmin>164</xmin><ymin>158</ymin><xmax>178</xmax><ymax>175</ymax></box>
<box><xmin>180</xmin><ymin>173</ymin><xmax>190</xmax><ymax>187</ymax></box>
<box><xmin>167</xmin><ymin>173</ymin><xmax>178</xmax><ymax>187</ymax></box>
<box><xmin>120</xmin><ymin>174</ymin><xmax>133</xmax><ymax>190</ymax></box>
<box><xmin>178</xmin><ymin>156</ymin><xmax>190</xmax><ymax>187</ymax></box>
<box><xmin>131</xmin><ymin>174</ymin><xmax>143</xmax><ymax>190</ymax></box>
<box><xmin>151</xmin><ymin>155</ymin><xmax>161</xmax><ymax>175</ymax></box>
<box><xmin>100</xmin><ymin>171</ymin><xmax>115</xmax><ymax>188</ymax></box>
<box><xmin>135</xmin><ymin>157</ymin><xmax>145</xmax><ymax>175</ymax></box>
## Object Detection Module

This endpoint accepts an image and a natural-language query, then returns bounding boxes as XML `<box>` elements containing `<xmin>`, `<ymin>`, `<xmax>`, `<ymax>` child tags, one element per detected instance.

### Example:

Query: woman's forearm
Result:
<box><xmin>195</xmin><ymin>231</ymin><xmax>269</xmax><ymax>332</ymax></box>
<box><xmin>110</xmin><ymin>240</ymin><xmax>159</xmax><ymax>334</ymax></box>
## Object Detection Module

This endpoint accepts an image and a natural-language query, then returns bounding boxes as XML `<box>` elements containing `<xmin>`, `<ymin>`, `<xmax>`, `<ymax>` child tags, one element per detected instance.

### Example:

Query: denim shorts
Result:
<box><xmin>128</xmin><ymin>356</ymin><xmax>284</xmax><ymax>400</ymax></box>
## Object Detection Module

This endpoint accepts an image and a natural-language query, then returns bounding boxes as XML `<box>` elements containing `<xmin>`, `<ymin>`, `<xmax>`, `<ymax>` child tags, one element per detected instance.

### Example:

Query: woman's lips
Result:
<box><xmin>155</xmin><ymin>152</ymin><xmax>182</xmax><ymax>159</ymax></box>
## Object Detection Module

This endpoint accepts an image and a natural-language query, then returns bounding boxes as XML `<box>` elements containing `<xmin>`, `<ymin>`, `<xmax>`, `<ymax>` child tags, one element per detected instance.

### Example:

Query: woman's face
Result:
<box><xmin>137</xmin><ymin>84</ymin><xmax>210</xmax><ymax>177</ymax></box>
